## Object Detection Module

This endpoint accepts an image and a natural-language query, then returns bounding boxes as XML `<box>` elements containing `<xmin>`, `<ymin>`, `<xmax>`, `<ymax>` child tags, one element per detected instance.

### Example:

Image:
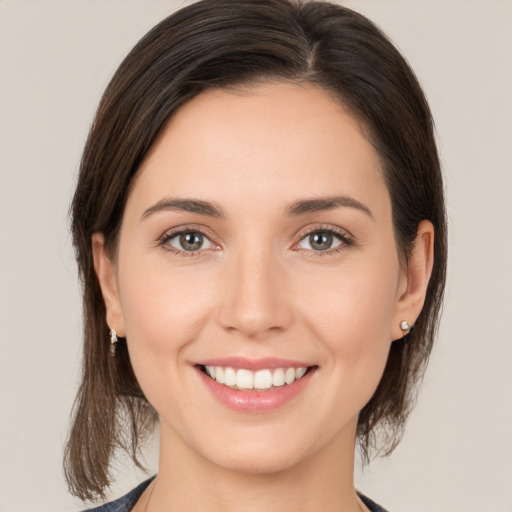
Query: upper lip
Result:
<box><xmin>194</xmin><ymin>357</ymin><xmax>314</xmax><ymax>371</ymax></box>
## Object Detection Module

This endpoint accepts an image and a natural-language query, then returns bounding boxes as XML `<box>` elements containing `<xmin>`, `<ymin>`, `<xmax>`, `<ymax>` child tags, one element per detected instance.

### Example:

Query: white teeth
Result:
<box><xmin>224</xmin><ymin>367</ymin><xmax>237</xmax><ymax>386</ymax></box>
<box><xmin>236</xmin><ymin>369</ymin><xmax>254</xmax><ymax>390</ymax></box>
<box><xmin>295</xmin><ymin>367</ymin><xmax>307</xmax><ymax>379</ymax></box>
<box><xmin>284</xmin><ymin>367</ymin><xmax>296</xmax><ymax>385</ymax></box>
<box><xmin>272</xmin><ymin>368</ymin><xmax>285</xmax><ymax>387</ymax></box>
<box><xmin>215</xmin><ymin>366</ymin><xmax>224</xmax><ymax>384</ymax></box>
<box><xmin>254</xmin><ymin>369</ymin><xmax>273</xmax><ymax>390</ymax></box>
<box><xmin>205</xmin><ymin>365</ymin><xmax>310</xmax><ymax>390</ymax></box>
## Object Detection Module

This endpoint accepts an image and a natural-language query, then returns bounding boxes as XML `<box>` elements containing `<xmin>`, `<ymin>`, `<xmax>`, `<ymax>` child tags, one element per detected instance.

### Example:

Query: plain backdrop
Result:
<box><xmin>0</xmin><ymin>1</ymin><xmax>511</xmax><ymax>511</ymax></box>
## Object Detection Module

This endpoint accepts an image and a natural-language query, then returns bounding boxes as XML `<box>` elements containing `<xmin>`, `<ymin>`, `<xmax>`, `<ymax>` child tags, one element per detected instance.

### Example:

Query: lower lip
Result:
<box><xmin>196</xmin><ymin>367</ymin><xmax>316</xmax><ymax>413</ymax></box>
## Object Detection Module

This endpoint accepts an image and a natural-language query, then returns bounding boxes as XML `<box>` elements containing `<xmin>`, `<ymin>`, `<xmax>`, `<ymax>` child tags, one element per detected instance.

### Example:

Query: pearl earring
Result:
<box><xmin>110</xmin><ymin>329</ymin><xmax>118</xmax><ymax>356</ymax></box>
<box><xmin>400</xmin><ymin>320</ymin><xmax>410</xmax><ymax>332</ymax></box>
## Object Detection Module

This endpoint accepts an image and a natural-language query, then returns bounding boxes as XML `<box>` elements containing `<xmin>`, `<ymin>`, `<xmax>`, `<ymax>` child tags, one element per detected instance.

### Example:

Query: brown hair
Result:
<box><xmin>65</xmin><ymin>0</ymin><xmax>447</xmax><ymax>501</ymax></box>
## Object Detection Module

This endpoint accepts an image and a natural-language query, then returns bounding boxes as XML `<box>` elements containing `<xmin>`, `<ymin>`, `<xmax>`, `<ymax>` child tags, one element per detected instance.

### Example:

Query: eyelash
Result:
<box><xmin>158</xmin><ymin>224</ymin><xmax>354</xmax><ymax>258</ymax></box>
<box><xmin>158</xmin><ymin>226</ymin><xmax>215</xmax><ymax>258</ymax></box>
<box><xmin>295</xmin><ymin>225</ymin><xmax>354</xmax><ymax>257</ymax></box>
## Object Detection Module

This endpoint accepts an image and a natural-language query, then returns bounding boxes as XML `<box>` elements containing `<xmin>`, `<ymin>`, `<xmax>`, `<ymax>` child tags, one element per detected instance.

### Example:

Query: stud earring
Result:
<box><xmin>400</xmin><ymin>320</ymin><xmax>410</xmax><ymax>333</ymax></box>
<box><xmin>110</xmin><ymin>329</ymin><xmax>118</xmax><ymax>356</ymax></box>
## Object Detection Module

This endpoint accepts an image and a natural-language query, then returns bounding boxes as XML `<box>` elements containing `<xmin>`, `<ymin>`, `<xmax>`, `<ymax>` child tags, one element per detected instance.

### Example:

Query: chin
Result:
<box><xmin>207</xmin><ymin>444</ymin><xmax>308</xmax><ymax>476</ymax></box>
<box><xmin>187</xmin><ymin>420</ymin><xmax>330</xmax><ymax>477</ymax></box>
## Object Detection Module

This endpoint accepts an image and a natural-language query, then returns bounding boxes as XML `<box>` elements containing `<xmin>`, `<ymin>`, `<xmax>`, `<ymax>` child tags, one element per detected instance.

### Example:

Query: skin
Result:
<box><xmin>93</xmin><ymin>82</ymin><xmax>434</xmax><ymax>512</ymax></box>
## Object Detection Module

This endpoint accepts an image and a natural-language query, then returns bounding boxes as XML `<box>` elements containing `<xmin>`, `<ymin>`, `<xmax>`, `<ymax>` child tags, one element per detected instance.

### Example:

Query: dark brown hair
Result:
<box><xmin>65</xmin><ymin>0</ymin><xmax>447</xmax><ymax>501</ymax></box>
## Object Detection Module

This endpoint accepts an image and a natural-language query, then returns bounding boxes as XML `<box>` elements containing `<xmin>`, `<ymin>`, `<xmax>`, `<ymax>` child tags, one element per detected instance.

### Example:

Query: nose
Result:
<box><xmin>218</xmin><ymin>246</ymin><xmax>293</xmax><ymax>340</ymax></box>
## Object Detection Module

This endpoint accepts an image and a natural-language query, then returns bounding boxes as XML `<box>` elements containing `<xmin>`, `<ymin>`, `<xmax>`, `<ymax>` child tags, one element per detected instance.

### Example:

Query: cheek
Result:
<box><xmin>119</xmin><ymin>255</ymin><xmax>216</xmax><ymax>342</ymax></box>
<box><xmin>298</xmin><ymin>257</ymin><xmax>399</xmax><ymax>384</ymax></box>
<box><xmin>116</xmin><ymin>256</ymin><xmax>219</xmax><ymax>398</ymax></box>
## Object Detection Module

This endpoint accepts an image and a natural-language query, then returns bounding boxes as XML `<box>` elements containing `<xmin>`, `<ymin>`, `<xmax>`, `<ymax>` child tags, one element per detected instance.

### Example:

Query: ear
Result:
<box><xmin>92</xmin><ymin>233</ymin><xmax>126</xmax><ymax>337</ymax></box>
<box><xmin>391</xmin><ymin>220</ymin><xmax>435</xmax><ymax>340</ymax></box>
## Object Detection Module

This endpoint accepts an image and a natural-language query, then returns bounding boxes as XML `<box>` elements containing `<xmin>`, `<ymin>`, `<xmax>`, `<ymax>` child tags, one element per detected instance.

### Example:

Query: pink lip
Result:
<box><xmin>195</xmin><ymin>365</ymin><xmax>317</xmax><ymax>413</ymax></box>
<box><xmin>194</xmin><ymin>357</ymin><xmax>312</xmax><ymax>371</ymax></box>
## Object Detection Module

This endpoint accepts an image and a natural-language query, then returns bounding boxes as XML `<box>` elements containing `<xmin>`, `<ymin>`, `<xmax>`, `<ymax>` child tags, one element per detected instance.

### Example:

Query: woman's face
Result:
<box><xmin>97</xmin><ymin>82</ymin><xmax>416</xmax><ymax>474</ymax></box>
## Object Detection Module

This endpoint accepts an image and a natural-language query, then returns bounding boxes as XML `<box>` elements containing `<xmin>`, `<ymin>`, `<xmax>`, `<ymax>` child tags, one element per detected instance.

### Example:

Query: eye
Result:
<box><xmin>162</xmin><ymin>229</ymin><xmax>215</xmax><ymax>253</ymax></box>
<box><xmin>296</xmin><ymin>227</ymin><xmax>350</xmax><ymax>253</ymax></box>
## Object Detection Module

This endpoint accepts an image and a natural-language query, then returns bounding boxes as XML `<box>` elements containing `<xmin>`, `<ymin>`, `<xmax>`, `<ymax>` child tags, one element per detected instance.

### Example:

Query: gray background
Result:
<box><xmin>0</xmin><ymin>1</ymin><xmax>511</xmax><ymax>511</ymax></box>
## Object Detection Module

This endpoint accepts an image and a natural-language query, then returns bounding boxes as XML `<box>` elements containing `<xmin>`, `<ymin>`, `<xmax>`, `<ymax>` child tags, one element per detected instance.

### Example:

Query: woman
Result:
<box><xmin>65</xmin><ymin>0</ymin><xmax>446</xmax><ymax>510</ymax></box>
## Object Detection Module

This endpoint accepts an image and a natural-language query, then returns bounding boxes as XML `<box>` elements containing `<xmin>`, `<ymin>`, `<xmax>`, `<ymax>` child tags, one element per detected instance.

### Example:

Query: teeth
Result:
<box><xmin>224</xmin><ymin>367</ymin><xmax>237</xmax><ymax>387</ymax></box>
<box><xmin>215</xmin><ymin>366</ymin><xmax>224</xmax><ymax>384</ymax></box>
<box><xmin>204</xmin><ymin>365</ymin><xmax>310</xmax><ymax>390</ymax></box>
<box><xmin>284</xmin><ymin>367</ymin><xmax>296</xmax><ymax>385</ymax></box>
<box><xmin>236</xmin><ymin>369</ymin><xmax>254</xmax><ymax>390</ymax></box>
<box><xmin>295</xmin><ymin>367</ymin><xmax>307</xmax><ymax>379</ymax></box>
<box><xmin>272</xmin><ymin>368</ymin><xmax>285</xmax><ymax>387</ymax></box>
<box><xmin>254</xmin><ymin>369</ymin><xmax>272</xmax><ymax>390</ymax></box>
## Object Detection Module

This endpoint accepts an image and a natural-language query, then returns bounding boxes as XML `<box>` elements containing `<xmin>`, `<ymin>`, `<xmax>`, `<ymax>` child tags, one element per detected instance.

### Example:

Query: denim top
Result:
<box><xmin>83</xmin><ymin>476</ymin><xmax>389</xmax><ymax>512</ymax></box>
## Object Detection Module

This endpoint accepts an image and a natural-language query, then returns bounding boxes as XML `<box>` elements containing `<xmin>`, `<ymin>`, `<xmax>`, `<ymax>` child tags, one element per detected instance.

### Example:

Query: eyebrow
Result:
<box><xmin>141</xmin><ymin>198</ymin><xmax>225</xmax><ymax>220</ymax></box>
<box><xmin>141</xmin><ymin>194</ymin><xmax>373</xmax><ymax>221</ymax></box>
<box><xmin>285</xmin><ymin>195</ymin><xmax>373</xmax><ymax>219</ymax></box>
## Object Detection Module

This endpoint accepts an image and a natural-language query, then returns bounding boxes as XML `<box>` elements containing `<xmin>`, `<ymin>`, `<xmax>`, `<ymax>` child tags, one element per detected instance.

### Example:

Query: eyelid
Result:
<box><xmin>157</xmin><ymin>223</ymin><xmax>354</xmax><ymax>257</ymax></box>
<box><xmin>158</xmin><ymin>224</ymin><xmax>221</xmax><ymax>256</ymax></box>
<box><xmin>292</xmin><ymin>224</ymin><xmax>354</xmax><ymax>254</ymax></box>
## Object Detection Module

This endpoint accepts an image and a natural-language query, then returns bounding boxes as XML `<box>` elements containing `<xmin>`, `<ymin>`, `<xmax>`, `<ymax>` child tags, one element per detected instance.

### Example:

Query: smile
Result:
<box><xmin>195</xmin><ymin>359</ymin><xmax>318</xmax><ymax>413</ymax></box>
<box><xmin>201</xmin><ymin>365</ymin><xmax>309</xmax><ymax>391</ymax></box>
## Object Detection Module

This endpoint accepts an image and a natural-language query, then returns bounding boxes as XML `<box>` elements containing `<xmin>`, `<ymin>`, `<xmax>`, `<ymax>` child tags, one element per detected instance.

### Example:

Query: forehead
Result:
<box><xmin>128</xmin><ymin>82</ymin><xmax>389</xmax><ymax>220</ymax></box>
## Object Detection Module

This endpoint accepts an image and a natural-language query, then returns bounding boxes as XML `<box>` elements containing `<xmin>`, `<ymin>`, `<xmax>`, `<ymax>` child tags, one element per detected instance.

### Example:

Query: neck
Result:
<box><xmin>144</xmin><ymin>420</ymin><xmax>364</xmax><ymax>512</ymax></box>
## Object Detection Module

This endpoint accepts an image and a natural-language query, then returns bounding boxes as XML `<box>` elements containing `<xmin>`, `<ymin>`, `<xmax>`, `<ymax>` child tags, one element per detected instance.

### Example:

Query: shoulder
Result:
<box><xmin>358</xmin><ymin>492</ymin><xmax>390</xmax><ymax>512</ymax></box>
<box><xmin>81</xmin><ymin>477</ymin><xmax>154</xmax><ymax>512</ymax></box>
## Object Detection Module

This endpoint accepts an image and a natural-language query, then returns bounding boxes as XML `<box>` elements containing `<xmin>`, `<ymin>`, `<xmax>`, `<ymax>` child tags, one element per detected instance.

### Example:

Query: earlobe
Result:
<box><xmin>392</xmin><ymin>220</ymin><xmax>435</xmax><ymax>340</ymax></box>
<box><xmin>91</xmin><ymin>233</ymin><xmax>126</xmax><ymax>337</ymax></box>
